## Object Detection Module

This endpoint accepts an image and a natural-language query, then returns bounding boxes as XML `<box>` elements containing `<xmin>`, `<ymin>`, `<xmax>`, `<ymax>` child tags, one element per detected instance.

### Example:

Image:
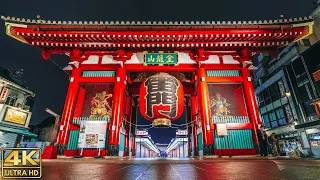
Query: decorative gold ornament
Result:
<box><xmin>152</xmin><ymin>118</ymin><xmax>171</xmax><ymax>127</ymax></box>
<box><xmin>90</xmin><ymin>91</ymin><xmax>113</xmax><ymax>118</ymax></box>
<box><xmin>210</xmin><ymin>93</ymin><xmax>231</xmax><ymax>116</ymax></box>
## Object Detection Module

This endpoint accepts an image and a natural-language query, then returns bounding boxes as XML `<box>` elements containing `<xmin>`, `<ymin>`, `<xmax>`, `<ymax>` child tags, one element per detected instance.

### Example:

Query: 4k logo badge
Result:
<box><xmin>1</xmin><ymin>148</ymin><xmax>42</xmax><ymax>178</ymax></box>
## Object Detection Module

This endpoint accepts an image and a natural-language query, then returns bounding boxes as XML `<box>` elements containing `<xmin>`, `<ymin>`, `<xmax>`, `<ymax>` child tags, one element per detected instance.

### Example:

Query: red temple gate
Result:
<box><xmin>1</xmin><ymin>15</ymin><xmax>314</xmax><ymax>157</ymax></box>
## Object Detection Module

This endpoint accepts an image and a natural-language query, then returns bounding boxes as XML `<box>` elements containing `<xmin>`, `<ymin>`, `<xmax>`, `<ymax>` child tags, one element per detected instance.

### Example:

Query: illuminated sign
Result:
<box><xmin>2</xmin><ymin>148</ymin><xmax>42</xmax><ymax>178</ymax></box>
<box><xmin>176</xmin><ymin>130</ymin><xmax>187</xmax><ymax>136</ymax></box>
<box><xmin>144</xmin><ymin>53</ymin><xmax>178</xmax><ymax>65</ymax></box>
<box><xmin>136</xmin><ymin>130</ymin><xmax>148</xmax><ymax>136</ymax></box>
<box><xmin>3</xmin><ymin>107</ymin><xmax>28</xmax><ymax>126</ymax></box>
<box><xmin>0</xmin><ymin>87</ymin><xmax>8</xmax><ymax>103</ymax></box>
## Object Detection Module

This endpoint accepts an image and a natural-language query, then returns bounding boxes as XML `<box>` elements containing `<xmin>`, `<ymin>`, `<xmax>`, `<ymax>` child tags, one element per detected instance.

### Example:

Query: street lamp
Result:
<box><xmin>42</xmin><ymin>108</ymin><xmax>60</xmax><ymax>159</ymax></box>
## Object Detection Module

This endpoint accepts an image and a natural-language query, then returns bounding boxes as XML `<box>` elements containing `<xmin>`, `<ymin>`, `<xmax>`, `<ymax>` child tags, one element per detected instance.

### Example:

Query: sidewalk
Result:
<box><xmin>51</xmin><ymin>155</ymin><xmax>320</xmax><ymax>161</ymax></box>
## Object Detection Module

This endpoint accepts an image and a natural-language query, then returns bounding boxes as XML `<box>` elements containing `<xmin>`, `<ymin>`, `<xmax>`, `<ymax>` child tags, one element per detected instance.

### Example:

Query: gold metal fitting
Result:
<box><xmin>152</xmin><ymin>118</ymin><xmax>171</xmax><ymax>127</ymax></box>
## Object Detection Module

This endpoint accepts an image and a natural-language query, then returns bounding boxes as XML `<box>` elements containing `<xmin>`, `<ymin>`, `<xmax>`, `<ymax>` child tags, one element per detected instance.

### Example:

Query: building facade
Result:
<box><xmin>253</xmin><ymin>3</ymin><xmax>320</xmax><ymax>157</ymax></box>
<box><xmin>0</xmin><ymin>67</ymin><xmax>37</xmax><ymax>158</ymax></box>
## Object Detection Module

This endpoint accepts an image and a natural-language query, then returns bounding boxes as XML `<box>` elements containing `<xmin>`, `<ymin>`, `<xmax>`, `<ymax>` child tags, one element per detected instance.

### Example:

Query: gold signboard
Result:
<box><xmin>3</xmin><ymin>107</ymin><xmax>28</xmax><ymax>125</ymax></box>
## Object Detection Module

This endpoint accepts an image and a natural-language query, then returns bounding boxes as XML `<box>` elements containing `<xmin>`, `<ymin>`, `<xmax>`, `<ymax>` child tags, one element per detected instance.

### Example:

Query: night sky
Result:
<box><xmin>0</xmin><ymin>0</ymin><xmax>315</xmax><ymax>143</ymax></box>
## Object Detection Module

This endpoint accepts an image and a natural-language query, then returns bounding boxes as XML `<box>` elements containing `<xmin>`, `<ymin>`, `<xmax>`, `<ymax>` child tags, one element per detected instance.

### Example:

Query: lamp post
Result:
<box><xmin>42</xmin><ymin>108</ymin><xmax>60</xmax><ymax>159</ymax></box>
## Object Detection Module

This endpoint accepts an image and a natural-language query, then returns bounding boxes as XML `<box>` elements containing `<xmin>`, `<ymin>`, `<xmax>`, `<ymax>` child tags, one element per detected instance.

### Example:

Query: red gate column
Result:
<box><xmin>197</xmin><ymin>68</ymin><xmax>214</xmax><ymax>155</ymax></box>
<box><xmin>130</xmin><ymin>98</ymin><xmax>137</xmax><ymax>156</ymax></box>
<box><xmin>73</xmin><ymin>87</ymin><xmax>86</xmax><ymax>117</ymax></box>
<box><xmin>57</xmin><ymin>67</ymin><xmax>81</xmax><ymax>152</ymax></box>
<box><xmin>124</xmin><ymin>96</ymin><xmax>132</xmax><ymax>156</ymax></box>
<box><xmin>241</xmin><ymin>67</ymin><xmax>260</xmax><ymax>146</ymax></box>
<box><xmin>108</xmin><ymin>68</ymin><xmax>126</xmax><ymax>156</ymax></box>
<box><xmin>191</xmin><ymin>96</ymin><xmax>199</xmax><ymax>156</ymax></box>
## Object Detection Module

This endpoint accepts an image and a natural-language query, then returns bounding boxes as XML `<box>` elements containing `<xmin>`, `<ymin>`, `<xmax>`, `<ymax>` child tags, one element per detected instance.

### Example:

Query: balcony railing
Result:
<box><xmin>72</xmin><ymin>117</ymin><xmax>110</xmax><ymax>124</ymax></box>
<box><xmin>212</xmin><ymin>116</ymin><xmax>250</xmax><ymax>124</ymax></box>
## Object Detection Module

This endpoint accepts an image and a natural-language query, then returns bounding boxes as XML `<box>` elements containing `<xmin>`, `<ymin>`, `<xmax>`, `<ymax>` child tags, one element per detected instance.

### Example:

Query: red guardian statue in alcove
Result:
<box><xmin>90</xmin><ymin>91</ymin><xmax>113</xmax><ymax>118</ymax></box>
<box><xmin>210</xmin><ymin>93</ymin><xmax>231</xmax><ymax>116</ymax></box>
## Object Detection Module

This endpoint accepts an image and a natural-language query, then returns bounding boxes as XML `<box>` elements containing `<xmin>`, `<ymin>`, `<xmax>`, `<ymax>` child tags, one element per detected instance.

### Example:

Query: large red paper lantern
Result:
<box><xmin>140</xmin><ymin>73</ymin><xmax>184</xmax><ymax>127</ymax></box>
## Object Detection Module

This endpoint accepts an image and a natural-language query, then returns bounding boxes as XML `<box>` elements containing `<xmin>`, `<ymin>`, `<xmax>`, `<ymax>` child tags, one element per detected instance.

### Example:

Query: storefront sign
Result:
<box><xmin>136</xmin><ymin>130</ymin><xmax>148</xmax><ymax>136</ymax></box>
<box><xmin>310</xmin><ymin>134</ymin><xmax>320</xmax><ymax>147</ymax></box>
<box><xmin>0</xmin><ymin>87</ymin><xmax>8</xmax><ymax>102</ymax></box>
<box><xmin>78</xmin><ymin>121</ymin><xmax>107</xmax><ymax>148</ymax></box>
<box><xmin>216</xmin><ymin>123</ymin><xmax>228</xmax><ymax>136</ymax></box>
<box><xmin>313</xmin><ymin>101</ymin><xmax>320</xmax><ymax>117</ymax></box>
<box><xmin>144</xmin><ymin>53</ymin><xmax>177</xmax><ymax>65</ymax></box>
<box><xmin>3</xmin><ymin>107</ymin><xmax>28</xmax><ymax>125</ymax></box>
<box><xmin>176</xmin><ymin>130</ymin><xmax>187</xmax><ymax>136</ymax></box>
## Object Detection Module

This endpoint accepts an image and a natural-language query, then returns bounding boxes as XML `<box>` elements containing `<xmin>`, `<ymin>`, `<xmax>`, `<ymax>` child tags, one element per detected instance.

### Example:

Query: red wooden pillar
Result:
<box><xmin>132</xmin><ymin>136</ymin><xmax>136</xmax><ymax>156</ymax></box>
<box><xmin>73</xmin><ymin>87</ymin><xmax>86</xmax><ymax>117</ymax></box>
<box><xmin>241</xmin><ymin>68</ymin><xmax>260</xmax><ymax>145</ymax></box>
<box><xmin>58</xmin><ymin>67</ymin><xmax>81</xmax><ymax>149</ymax></box>
<box><xmin>130</xmin><ymin>99</ymin><xmax>137</xmax><ymax>156</ymax></box>
<box><xmin>191</xmin><ymin>96</ymin><xmax>199</xmax><ymax>156</ymax></box>
<box><xmin>108</xmin><ymin>68</ymin><xmax>126</xmax><ymax>156</ymax></box>
<box><xmin>124</xmin><ymin>96</ymin><xmax>132</xmax><ymax>156</ymax></box>
<box><xmin>196</xmin><ymin>68</ymin><xmax>214</xmax><ymax>155</ymax></box>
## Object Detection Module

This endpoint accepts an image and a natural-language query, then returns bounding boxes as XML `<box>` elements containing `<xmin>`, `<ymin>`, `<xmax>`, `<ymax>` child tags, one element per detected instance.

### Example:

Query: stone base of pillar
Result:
<box><xmin>193</xmin><ymin>148</ymin><xmax>199</xmax><ymax>156</ymax></box>
<box><xmin>203</xmin><ymin>144</ymin><xmax>214</xmax><ymax>155</ymax></box>
<box><xmin>108</xmin><ymin>145</ymin><xmax>119</xmax><ymax>156</ymax></box>
<box><xmin>132</xmin><ymin>149</ymin><xmax>136</xmax><ymax>156</ymax></box>
<box><xmin>124</xmin><ymin>147</ymin><xmax>130</xmax><ymax>156</ymax></box>
<box><xmin>58</xmin><ymin>144</ymin><xmax>67</xmax><ymax>156</ymax></box>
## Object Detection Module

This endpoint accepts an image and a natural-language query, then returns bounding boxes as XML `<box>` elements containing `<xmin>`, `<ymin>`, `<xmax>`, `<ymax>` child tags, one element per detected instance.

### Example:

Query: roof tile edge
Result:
<box><xmin>0</xmin><ymin>15</ymin><xmax>316</xmax><ymax>26</ymax></box>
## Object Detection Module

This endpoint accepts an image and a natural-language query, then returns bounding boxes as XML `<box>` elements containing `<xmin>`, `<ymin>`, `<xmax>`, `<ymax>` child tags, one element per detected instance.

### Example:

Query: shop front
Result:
<box><xmin>305</xmin><ymin>127</ymin><xmax>320</xmax><ymax>158</ymax></box>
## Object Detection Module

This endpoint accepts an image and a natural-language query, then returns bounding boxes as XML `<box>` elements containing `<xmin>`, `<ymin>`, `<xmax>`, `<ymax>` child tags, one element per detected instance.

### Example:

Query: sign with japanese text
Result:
<box><xmin>78</xmin><ymin>121</ymin><xmax>107</xmax><ymax>148</ymax></box>
<box><xmin>176</xmin><ymin>130</ymin><xmax>188</xmax><ymax>136</ymax></box>
<box><xmin>139</xmin><ymin>73</ymin><xmax>184</xmax><ymax>121</ymax></box>
<box><xmin>3</xmin><ymin>107</ymin><xmax>28</xmax><ymax>126</ymax></box>
<box><xmin>144</xmin><ymin>53</ymin><xmax>178</xmax><ymax>65</ymax></box>
<box><xmin>136</xmin><ymin>130</ymin><xmax>148</xmax><ymax>136</ymax></box>
<box><xmin>216</xmin><ymin>123</ymin><xmax>228</xmax><ymax>136</ymax></box>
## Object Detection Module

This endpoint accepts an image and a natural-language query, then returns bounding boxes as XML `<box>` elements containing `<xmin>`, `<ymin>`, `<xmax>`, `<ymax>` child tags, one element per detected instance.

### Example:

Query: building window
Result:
<box><xmin>5</xmin><ymin>96</ymin><xmax>16</xmax><ymax>106</ymax></box>
<box><xmin>270</xmin><ymin>83</ymin><xmax>280</xmax><ymax>101</ymax></box>
<box><xmin>302</xmin><ymin>39</ymin><xmax>311</xmax><ymax>47</ymax></box>
<box><xmin>262</xmin><ymin>114</ymin><xmax>270</xmax><ymax>128</ymax></box>
<box><xmin>269</xmin><ymin>112</ymin><xmax>278</xmax><ymax>128</ymax></box>
<box><xmin>276</xmin><ymin>108</ymin><xmax>287</xmax><ymax>126</ymax></box>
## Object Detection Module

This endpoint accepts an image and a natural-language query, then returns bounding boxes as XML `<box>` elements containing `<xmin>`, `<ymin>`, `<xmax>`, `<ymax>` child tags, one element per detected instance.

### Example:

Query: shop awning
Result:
<box><xmin>295</xmin><ymin>120</ymin><xmax>320</xmax><ymax>129</ymax></box>
<box><xmin>0</xmin><ymin>124</ymin><xmax>37</xmax><ymax>137</ymax></box>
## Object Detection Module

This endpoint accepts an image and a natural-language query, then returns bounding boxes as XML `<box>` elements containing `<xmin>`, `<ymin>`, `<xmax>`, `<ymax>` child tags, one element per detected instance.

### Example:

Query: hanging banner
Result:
<box><xmin>78</xmin><ymin>121</ymin><xmax>107</xmax><ymax>148</ymax></box>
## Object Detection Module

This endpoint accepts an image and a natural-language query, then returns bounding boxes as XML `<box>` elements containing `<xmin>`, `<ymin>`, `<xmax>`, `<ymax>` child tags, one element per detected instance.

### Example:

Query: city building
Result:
<box><xmin>1</xmin><ymin>15</ymin><xmax>314</xmax><ymax>158</ymax></box>
<box><xmin>0</xmin><ymin>66</ymin><xmax>37</xmax><ymax>158</ymax></box>
<box><xmin>253</xmin><ymin>2</ymin><xmax>320</xmax><ymax>157</ymax></box>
